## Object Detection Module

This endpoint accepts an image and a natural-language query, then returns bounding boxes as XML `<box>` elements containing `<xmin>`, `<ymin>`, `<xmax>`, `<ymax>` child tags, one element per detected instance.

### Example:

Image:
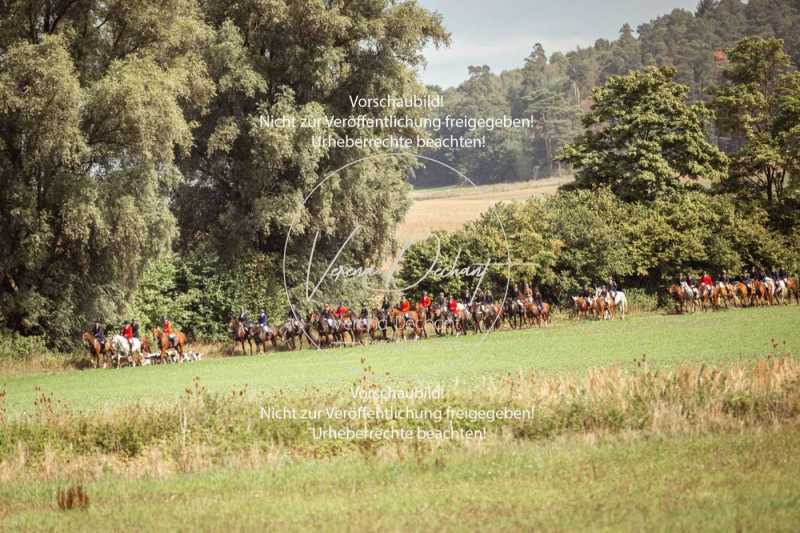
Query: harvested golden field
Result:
<box><xmin>397</xmin><ymin>176</ymin><xmax>572</xmax><ymax>243</ymax></box>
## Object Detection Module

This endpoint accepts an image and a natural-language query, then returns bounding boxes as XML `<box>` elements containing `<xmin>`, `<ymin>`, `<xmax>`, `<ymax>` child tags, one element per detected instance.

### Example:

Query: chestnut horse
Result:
<box><xmin>525</xmin><ymin>302</ymin><xmax>550</xmax><ymax>327</ymax></box>
<box><xmin>82</xmin><ymin>331</ymin><xmax>109</xmax><ymax>369</ymax></box>
<box><xmin>788</xmin><ymin>277</ymin><xmax>799</xmax><ymax>304</ymax></box>
<box><xmin>572</xmin><ymin>297</ymin><xmax>591</xmax><ymax>320</ymax></box>
<box><xmin>153</xmin><ymin>327</ymin><xmax>186</xmax><ymax>363</ymax></box>
<box><xmin>668</xmin><ymin>285</ymin><xmax>688</xmax><ymax>314</ymax></box>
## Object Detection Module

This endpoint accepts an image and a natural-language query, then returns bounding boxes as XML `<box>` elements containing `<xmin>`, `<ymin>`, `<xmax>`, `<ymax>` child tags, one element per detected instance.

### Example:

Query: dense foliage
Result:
<box><xmin>558</xmin><ymin>66</ymin><xmax>727</xmax><ymax>201</ymax></box>
<box><xmin>399</xmin><ymin>188</ymin><xmax>798</xmax><ymax>305</ymax></box>
<box><xmin>0</xmin><ymin>0</ymin><xmax>447</xmax><ymax>347</ymax></box>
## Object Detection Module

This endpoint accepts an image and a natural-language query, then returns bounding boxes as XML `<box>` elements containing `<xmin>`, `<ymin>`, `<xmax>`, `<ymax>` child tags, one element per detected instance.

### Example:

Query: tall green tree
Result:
<box><xmin>176</xmin><ymin>0</ymin><xmax>449</xmax><ymax>281</ymax></box>
<box><xmin>558</xmin><ymin>66</ymin><xmax>727</xmax><ymax>202</ymax></box>
<box><xmin>711</xmin><ymin>37</ymin><xmax>800</xmax><ymax>229</ymax></box>
<box><xmin>0</xmin><ymin>1</ymin><xmax>212</xmax><ymax>345</ymax></box>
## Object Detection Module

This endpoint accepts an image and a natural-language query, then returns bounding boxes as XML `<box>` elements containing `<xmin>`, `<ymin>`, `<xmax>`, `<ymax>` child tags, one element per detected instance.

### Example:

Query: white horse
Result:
<box><xmin>110</xmin><ymin>335</ymin><xmax>142</xmax><ymax>368</ymax></box>
<box><xmin>605</xmin><ymin>291</ymin><xmax>628</xmax><ymax>320</ymax></box>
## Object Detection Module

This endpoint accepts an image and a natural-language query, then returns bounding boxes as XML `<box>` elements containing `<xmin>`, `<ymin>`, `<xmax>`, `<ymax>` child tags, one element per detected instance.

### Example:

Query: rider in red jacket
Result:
<box><xmin>420</xmin><ymin>291</ymin><xmax>432</xmax><ymax>309</ymax></box>
<box><xmin>448</xmin><ymin>296</ymin><xmax>458</xmax><ymax>314</ymax></box>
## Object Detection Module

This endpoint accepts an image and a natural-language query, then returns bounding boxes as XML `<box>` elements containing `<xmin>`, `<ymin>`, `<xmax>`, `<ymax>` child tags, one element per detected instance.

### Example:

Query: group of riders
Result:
<box><xmin>85</xmin><ymin>316</ymin><xmax>183</xmax><ymax>367</ymax></box>
<box><xmin>571</xmin><ymin>276</ymin><xmax>628</xmax><ymax>320</ymax></box>
<box><xmin>668</xmin><ymin>267</ymin><xmax>799</xmax><ymax>312</ymax></box>
<box><xmin>230</xmin><ymin>281</ymin><xmax>555</xmax><ymax>352</ymax></box>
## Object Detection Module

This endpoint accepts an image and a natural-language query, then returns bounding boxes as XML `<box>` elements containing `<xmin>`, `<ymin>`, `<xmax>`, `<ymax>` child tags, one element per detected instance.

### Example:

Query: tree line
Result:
<box><xmin>415</xmin><ymin>0</ymin><xmax>800</xmax><ymax>189</ymax></box>
<box><xmin>401</xmin><ymin>35</ymin><xmax>800</xmax><ymax>303</ymax></box>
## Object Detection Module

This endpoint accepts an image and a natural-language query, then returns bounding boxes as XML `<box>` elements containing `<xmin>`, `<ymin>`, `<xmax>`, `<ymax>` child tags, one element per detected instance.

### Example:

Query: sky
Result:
<box><xmin>417</xmin><ymin>0</ymin><xmax>701</xmax><ymax>88</ymax></box>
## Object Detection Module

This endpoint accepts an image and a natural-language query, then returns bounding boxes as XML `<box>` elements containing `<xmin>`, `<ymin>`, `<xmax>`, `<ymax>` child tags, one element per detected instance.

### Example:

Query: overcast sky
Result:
<box><xmin>417</xmin><ymin>0</ymin><xmax>701</xmax><ymax>88</ymax></box>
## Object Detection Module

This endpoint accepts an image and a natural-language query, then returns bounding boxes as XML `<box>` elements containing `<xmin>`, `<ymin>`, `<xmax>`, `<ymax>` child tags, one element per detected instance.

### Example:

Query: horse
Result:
<box><xmin>82</xmin><ymin>331</ymin><xmax>110</xmax><ymax>369</ymax></box>
<box><xmin>349</xmin><ymin>312</ymin><xmax>372</xmax><ymax>346</ymax></box>
<box><xmin>414</xmin><ymin>304</ymin><xmax>430</xmax><ymax>339</ymax></box>
<box><xmin>482</xmin><ymin>303</ymin><xmax>503</xmax><ymax>331</ymax></box>
<box><xmin>372</xmin><ymin>308</ymin><xmax>392</xmax><ymax>341</ymax></box>
<box><xmin>281</xmin><ymin>317</ymin><xmax>305</xmax><ymax>350</ymax></box>
<box><xmin>525</xmin><ymin>302</ymin><xmax>547</xmax><ymax>327</ymax></box>
<box><xmin>668</xmin><ymin>285</ymin><xmax>688</xmax><ymax>314</ymax></box>
<box><xmin>787</xmin><ymin>277</ymin><xmax>799</xmax><ymax>305</ymax></box>
<box><xmin>468</xmin><ymin>302</ymin><xmax>486</xmax><ymax>334</ymax></box>
<box><xmin>592</xmin><ymin>292</ymin><xmax>608</xmax><ymax>320</ymax></box>
<box><xmin>750</xmin><ymin>280</ymin><xmax>767</xmax><ymax>306</ymax></box>
<box><xmin>606</xmin><ymin>291</ymin><xmax>627</xmax><ymax>320</ymax></box>
<box><xmin>733</xmin><ymin>282</ymin><xmax>749</xmax><ymax>307</ymax></box>
<box><xmin>307</xmin><ymin>311</ymin><xmax>334</xmax><ymax>348</ymax></box>
<box><xmin>248</xmin><ymin>323</ymin><xmax>278</xmax><ymax>353</ymax></box>
<box><xmin>572</xmin><ymin>296</ymin><xmax>591</xmax><ymax>320</ymax></box>
<box><xmin>229</xmin><ymin>319</ymin><xmax>251</xmax><ymax>355</ymax></box>
<box><xmin>153</xmin><ymin>327</ymin><xmax>187</xmax><ymax>363</ymax></box>
<box><xmin>109</xmin><ymin>335</ymin><xmax>143</xmax><ymax>368</ymax></box>
<box><xmin>698</xmin><ymin>284</ymin><xmax>715</xmax><ymax>312</ymax></box>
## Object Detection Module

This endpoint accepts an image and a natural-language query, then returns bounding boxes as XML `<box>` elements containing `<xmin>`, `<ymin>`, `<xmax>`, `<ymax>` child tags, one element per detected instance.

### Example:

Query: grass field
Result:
<box><xmin>3</xmin><ymin>428</ymin><xmax>800</xmax><ymax>531</ymax></box>
<box><xmin>2</xmin><ymin>306</ymin><xmax>798</xmax><ymax>416</ymax></box>
<box><xmin>2</xmin><ymin>305</ymin><xmax>799</xmax><ymax>531</ymax></box>
<box><xmin>397</xmin><ymin>177</ymin><xmax>572</xmax><ymax>243</ymax></box>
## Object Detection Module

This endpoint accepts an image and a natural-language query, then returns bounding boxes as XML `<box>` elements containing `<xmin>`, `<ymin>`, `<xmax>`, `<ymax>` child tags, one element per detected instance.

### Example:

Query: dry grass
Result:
<box><xmin>397</xmin><ymin>176</ymin><xmax>572</xmax><ymax>243</ymax></box>
<box><xmin>2</xmin><ymin>353</ymin><xmax>799</xmax><ymax>483</ymax></box>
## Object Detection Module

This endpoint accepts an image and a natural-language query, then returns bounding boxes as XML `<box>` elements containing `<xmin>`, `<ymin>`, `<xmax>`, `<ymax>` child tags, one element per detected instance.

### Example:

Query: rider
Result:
<box><xmin>322</xmin><ymin>304</ymin><xmax>336</xmax><ymax>329</ymax></box>
<box><xmin>533</xmin><ymin>288</ymin><xmax>544</xmax><ymax>311</ymax></box>
<box><xmin>524</xmin><ymin>283</ymin><xmax>533</xmax><ymax>302</ymax></box>
<box><xmin>448</xmin><ymin>294</ymin><xmax>459</xmax><ymax>315</ymax></box>
<box><xmin>162</xmin><ymin>317</ymin><xmax>174</xmax><ymax>347</ymax></box>
<box><xmin>91</xmin><ymin>319</ymin><xmax>106</xmax><ymax>349</ymax></box>
<box><xmin>607</xmin><ymin>276</ymin><xmax>618</xmax><ymax>298</ymax></box>
<box><xmin>238</xmin><ymin>308</ymin><xmax>248</xmax><ymax>328</ymax></box>
<box><xmin>131</xmin><ymin>319</ymin><xmax>140</xmax><ymax>339</ymax></box>
<box><xmin>484</xmin><ymin>290</ymin><xmax>494</xmax><ymax>305</ymax></box>
<box><xmin>400</xmin><ymin>294</ymin><xmax>411</xmax><ymax>320</ymax></box>
<box><xmin>360</xmin><ymin>304</ymin><xmax>369</xmax><ymax>328</ymax></box>
<box><xmin>436</xmin><ymin>292</ymin><xmax>446</xmax><ymax>308</ymax></box>
<box><xmin>258</xmin><ymin>309</ymin><xmax>269</xmax><ymax>331</ymax></box>
<box><xmin>121</xmin><ymin>320</ymin><xmax>133</xmax><ymax>352</ymax></box>
<box><xmin>420</xmin><ymin>291</ymin><xmax>432</xmax><ymax>310</ymax></box>
<box><xmin>701</xmin><ymin>271</ymin><xmax>713</xmax><ymax>293</ymax></box>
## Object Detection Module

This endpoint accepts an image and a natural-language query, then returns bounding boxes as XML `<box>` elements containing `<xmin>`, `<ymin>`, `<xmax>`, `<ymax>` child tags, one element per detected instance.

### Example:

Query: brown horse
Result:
<box><xmin>572</xmin><ymin>297</ymin><xmax>591</xmax><ymax>320</ymax></box>
<box><xmin>733</xmin><ymin>282</ymin><xmax>748</xmax><ymax>307</ymax></box>
<box><xmin>153</xmin><ymin>327</ymin><xmax>186</xmax><ymax>363</ymax></box>
<box><xmin>668</xmin><ymin>285</ymin><xmax>687</xmax><ymax>314</ymax></box>
<box><xmin>82</xmin><ymin>331</ymin><xmax>109</xmax><ymax>369</ymax></box>
<box><xmin>592</xmin><ymin>295</ymin><xmax>608</xmax><ymax>320</ymax></box>
<box><xmin>525</xmin><ymin>302</ymin><xmax>550</xmax><ymax>327</ymax></box>
<box><xmin>388</xmin><ymin>308</ymin><xmax>407</xmax><ymax>341</ymax></box>
<box><xmin>750</xmin><ymin>281</ymin><xmax>767</xmax><ymax>306</ymax></box>
<box><xmin>229</xmin><ymin>320</ymin><xmax>251</xmax><ymax>354</ymax></box>
<box><xmin>787</xmin><ymin>277</ymin><xmax>799</xmax><ymax>305</ymax></box>
<box><xmin>248</xmin><ymin>323</ymin><xmax>278</xmax><ymax>353</ymax></box>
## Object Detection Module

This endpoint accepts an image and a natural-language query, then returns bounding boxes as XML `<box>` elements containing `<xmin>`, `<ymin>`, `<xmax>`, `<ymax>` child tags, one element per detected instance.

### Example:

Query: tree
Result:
<box><xmin>0</xmin><ymin>2</ymin><xmax>211</xmax><ymax>345</ymax></box>
<box><xmin>712</xmin><ymin>37</ymin><xmax>800</xmax><ymax>230</ymax></box>
<box><xmin>558</xmin><ymin>66</ymin><xmax>727</xmax><ymax>202</ymax></box>
<box><xmin>176</xmin><ymin>0</ymin><xmax>449</xmax><ymax>280</ymax></box>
